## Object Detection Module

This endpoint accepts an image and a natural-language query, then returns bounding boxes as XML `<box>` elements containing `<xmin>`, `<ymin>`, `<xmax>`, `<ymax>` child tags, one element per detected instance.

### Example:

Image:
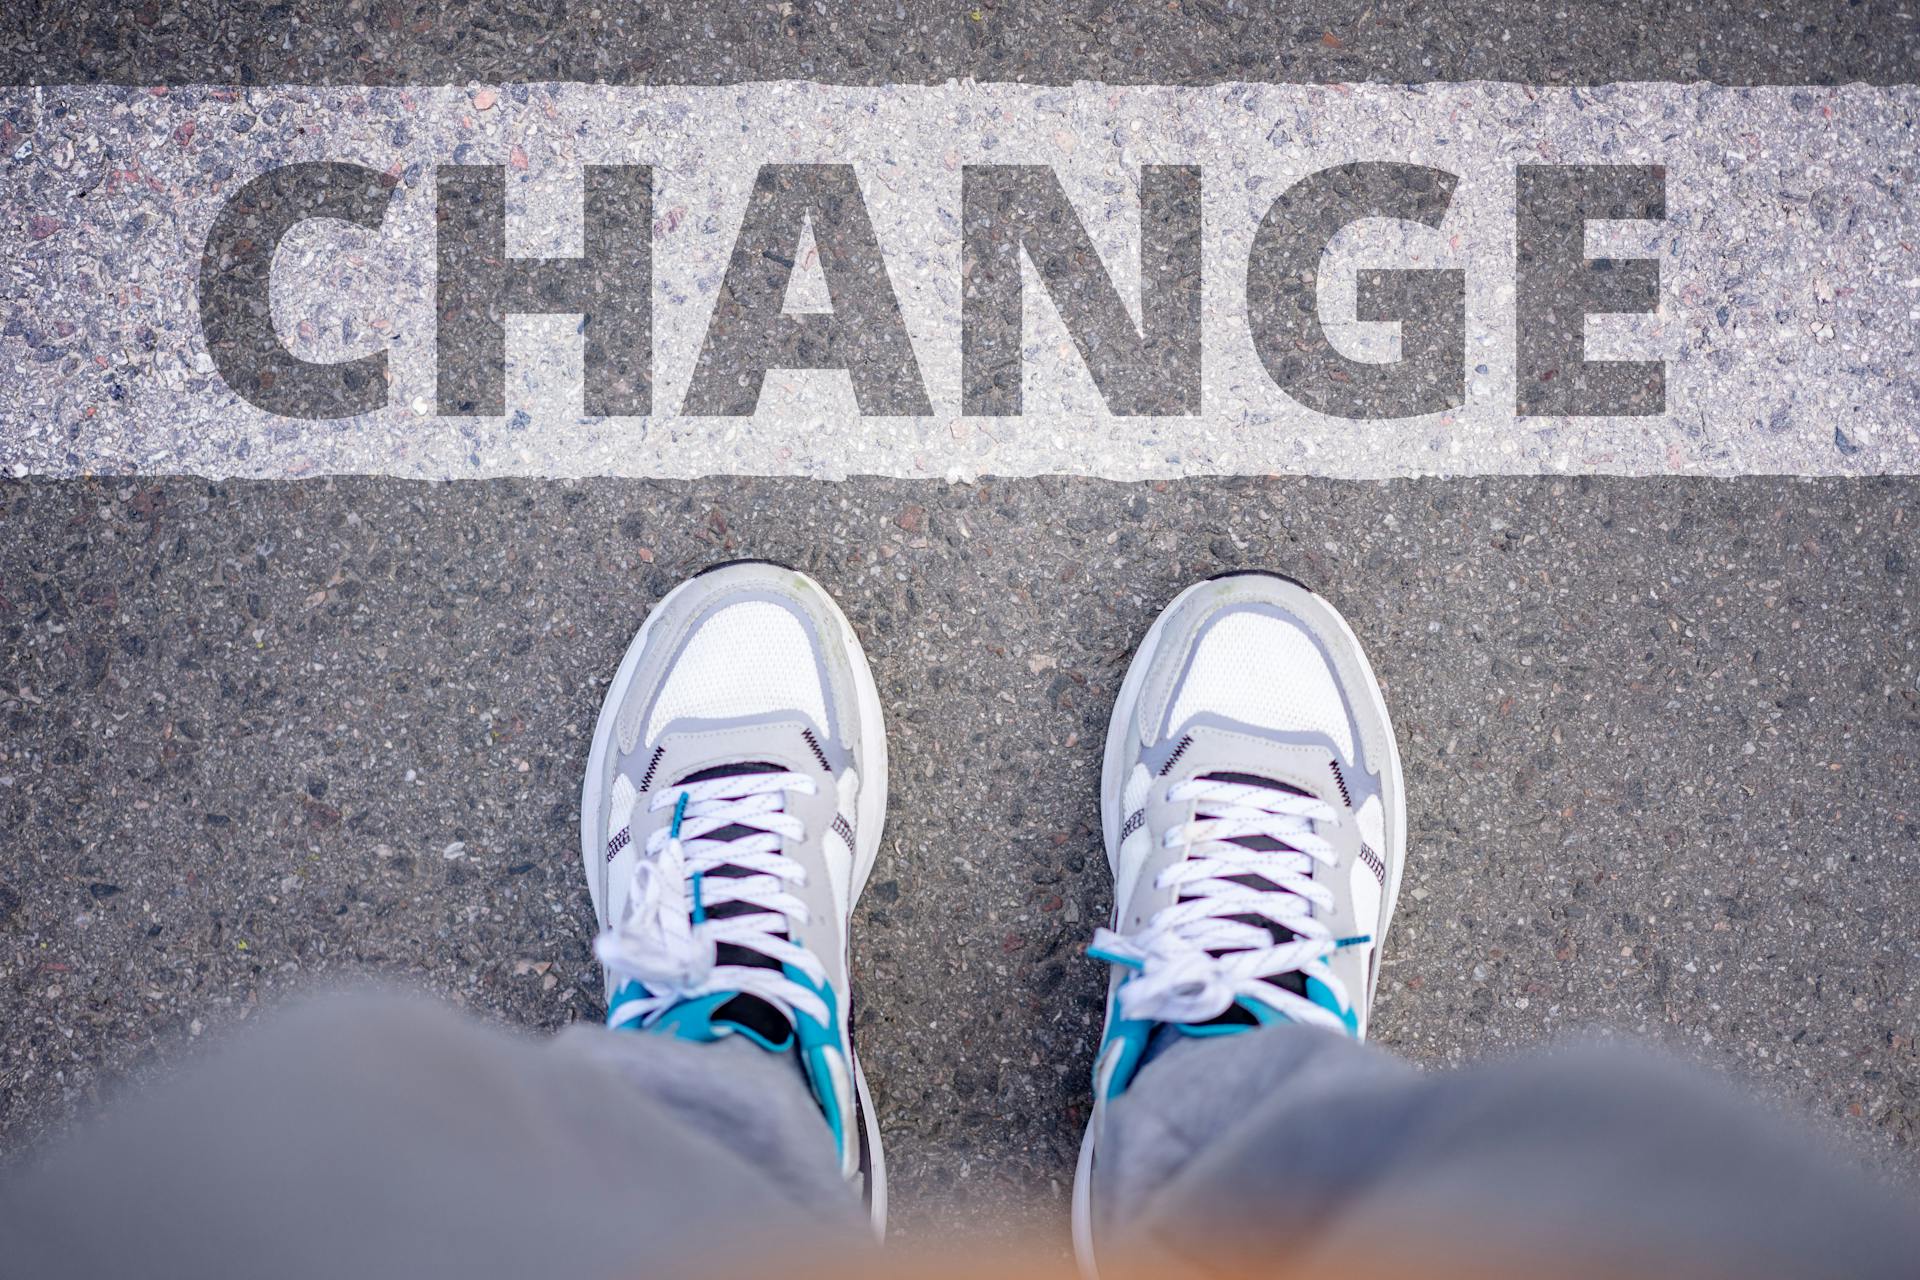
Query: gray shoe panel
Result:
<box><xmin>1133</xmin><ymin>584</ymin><xmax>1391</xmax><ymax>787</ymax></box>
<box><xmin>611</xmin><ymin>565</ymin><xmax>866</xmax><ymax>761</ymax></box>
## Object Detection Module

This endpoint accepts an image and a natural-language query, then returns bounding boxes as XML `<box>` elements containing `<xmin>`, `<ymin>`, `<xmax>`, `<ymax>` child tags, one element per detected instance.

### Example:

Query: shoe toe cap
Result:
<box><xmin>1152</xmin><ymin>599</ymin><xmax>1357</xmax><ymax>761</ymax></box>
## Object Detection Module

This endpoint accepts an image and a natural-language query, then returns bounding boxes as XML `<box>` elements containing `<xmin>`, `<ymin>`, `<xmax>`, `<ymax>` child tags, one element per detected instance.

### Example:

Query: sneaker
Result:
<box><xmin>1071</xmin><ymin>571</ymin><xmax>1406</xmax><ymax>1269</ymax></box>
<box><xmin>579</xmin><ymin>560</ymin><xmax>889</xmax><ymax>1232</ymax></box>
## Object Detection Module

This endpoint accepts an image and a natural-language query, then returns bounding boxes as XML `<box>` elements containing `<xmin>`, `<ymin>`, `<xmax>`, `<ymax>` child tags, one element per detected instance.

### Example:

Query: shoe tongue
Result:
<box><xmin>673</xmin><ymin>761</ymin><xmax>797</xmax><ymax>1049</ymax></box>
<box><xmin>1184</xmin><ymin>770</ymin><xmax>1316</xmax><ymax>1021</ymax></box>
<box><xmin>676</xmin><ymin>759</ymin><xmax>788</xmax><ymax>786</ymax></box>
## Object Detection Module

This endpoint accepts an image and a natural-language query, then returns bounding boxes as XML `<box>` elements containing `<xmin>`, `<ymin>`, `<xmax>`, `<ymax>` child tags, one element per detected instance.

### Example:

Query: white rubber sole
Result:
<box><xmin>1072</xmin><ymin>572</ymin><xmax>1408</xmax><ymax>1275</ymax></box>
<box><xmin>577</xmin><ymin>562</ymin><xmax>890</xmax><ymax>1237</ymax></box>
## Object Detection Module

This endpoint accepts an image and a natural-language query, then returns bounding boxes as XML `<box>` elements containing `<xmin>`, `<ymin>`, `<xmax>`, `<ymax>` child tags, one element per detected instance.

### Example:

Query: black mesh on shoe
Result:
<box><xmin>1178</xmin><ymin>770</ymin><xmax>1318</xmax><ymax>1024</ymax></box>
<box><xmin>673</xmin><ymin>761</ymin><xmax>800</xmax><ymax>1047</ymax></box>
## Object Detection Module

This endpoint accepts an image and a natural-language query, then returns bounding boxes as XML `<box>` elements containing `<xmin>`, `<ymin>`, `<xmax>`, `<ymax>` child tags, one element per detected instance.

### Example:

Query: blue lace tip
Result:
<box><xmin>1334</xmin><ymin>934</ymin><xmax>1373</xmax><ymax>950</ymax></box>
<box><xmin>670</xmin><ymin>791</ymin><xmax>689</xmax><ymax>837</ymax></box>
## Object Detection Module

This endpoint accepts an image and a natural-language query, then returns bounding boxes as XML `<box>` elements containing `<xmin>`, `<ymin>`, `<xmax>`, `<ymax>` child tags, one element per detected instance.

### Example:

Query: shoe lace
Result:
<box><xmin>1091</xmin><ymin>776</ymin><xmax>1356</xmax><ymax>1031</ymax></box>
<box><xmin>594</xmin><ymin>769</ymin><xmax>830</xmax><ymax>1029</ymax></box>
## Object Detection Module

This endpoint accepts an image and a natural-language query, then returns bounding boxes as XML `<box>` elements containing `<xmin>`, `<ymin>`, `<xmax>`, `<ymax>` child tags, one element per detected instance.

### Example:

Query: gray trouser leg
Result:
<box><xmin>1097</xmin><ymin>1024</ymin><xmax>1920</xmax><ymax>1279</ymax></box>
<box><xmin>0</xmin><ymin>991</ymin><xmax>862</xmax><ymax>1280</ymax></box>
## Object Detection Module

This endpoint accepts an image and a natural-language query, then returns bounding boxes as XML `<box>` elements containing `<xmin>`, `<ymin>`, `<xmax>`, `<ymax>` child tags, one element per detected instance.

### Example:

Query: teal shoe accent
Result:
<box><xmin>1306</xmin><ymin>975</ymin><xmax>1360</xmax><ymax>1035</ymax></box>
<box><xmin>649</xmin><ymin>992</ymin><xmax>736</xmax><ymax>1043</ymax></box>
<box><xmin>606</xmin><ymin>980</ymin><xmax>798</xmax><ymax>1052</ymax></box>
<box><xmin>606</xmin><ymin>978</ymin><xmax>652</xmax><ymax>1031</ymax></box>
<box><xmin>1174</xmin><ymin>993</ymin><xmax>1288</xmax><ymax>1038</ymax></box>
<box><xmin>605</xmin><ymin>788</ymin><xmax>801</xmax><ymax>1052</ymax></box>
<box><xmin>784</xmin><ymin>964</ymin><xmax>841</xmax><ymax>1048</ymax></box>
<box><xmin>1087</xmin><ymin>942</ymin><xmax>1145</xmax><ymax>970</ymax></box>
<box><xmin>1092</xmin><ymin>946</ymin><xmax>1360</xmax><ymax>1106</ymax></box>
<box><xmin>801</xmin><ymin>1043</ymin><xmax>848</xmax><ymax>1162</ymax></box>
<box><xmin>1098</xmin><ymin>982</ymin><xmax>1356</xmax><ymax>1103</ymax></box>
<box><xmin>783</xmin><ymin>964</ymin><xmax>850</xmax><ymax>1161</ymax></box>
<box><xmin>1095</xmin><ymin>998</ymin><xmax>1155</xmax><ymax>1100</ymax></box>
<box><xmin>1169</xmin><ymin>980</ymin><xmax>1356</xmax><ymax>1039</ymax></box>
<box><xmin>672</xmin><ymin>793</ymin><xmax>710</xmax><ymax>925</ymax></box>
<box><xmin>1240</xmin><ymin>994</ymin><xmax>1289</xmax><ymax>1025</ymax></box>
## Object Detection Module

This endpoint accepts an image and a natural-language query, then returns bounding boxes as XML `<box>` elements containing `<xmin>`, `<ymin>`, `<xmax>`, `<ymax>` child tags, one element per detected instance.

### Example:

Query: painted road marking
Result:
<box><xmin>2</xmin><ymin>82</ymin><xmax>1916</xmax><ymax>479</ymax></box>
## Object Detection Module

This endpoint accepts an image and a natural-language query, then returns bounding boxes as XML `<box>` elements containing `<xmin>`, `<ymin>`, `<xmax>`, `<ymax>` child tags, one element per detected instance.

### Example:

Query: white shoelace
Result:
<box><xmin>594</xmin><ymin>769</ymin><xmax>830</xmax><ymax>1030</ymax></box>
<box><xmin>1091</xmin><ymin>776</ymin><xmax>1354</xmax><ymax>1031</ymax></box>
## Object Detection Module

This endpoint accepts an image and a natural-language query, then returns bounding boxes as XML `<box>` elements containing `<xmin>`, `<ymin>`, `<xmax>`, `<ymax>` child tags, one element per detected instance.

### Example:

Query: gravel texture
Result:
<box><xmin>3</xmin><ymin>0</ymin><xmax>1918</xmax><ymax>1246</ymax></box>
<box><xmin>1</xmin><ymin>474</ymin><xmax>1915</xmax><ymax>1234</ymax></box>
<box><xmin>3</xmin><ymin>0</ymin><xmax>1918</xmax><ymax>87</ymax></box>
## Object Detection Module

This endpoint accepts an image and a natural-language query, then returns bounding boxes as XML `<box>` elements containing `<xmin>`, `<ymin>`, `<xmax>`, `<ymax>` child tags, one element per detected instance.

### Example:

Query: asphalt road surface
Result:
<box><xmin>2</xmin><ymin>473</ymin><xmax>1915</xmax><ymax>1233</ymax></box>
<box><xmin>2</xmin><ymin>0</ymin><xmax>1918</xmax><ymax>1240</ymax></box>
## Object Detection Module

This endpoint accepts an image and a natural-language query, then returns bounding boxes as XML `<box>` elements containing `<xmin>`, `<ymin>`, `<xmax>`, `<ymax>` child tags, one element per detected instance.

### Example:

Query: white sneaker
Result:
<box><xmin>579</xmin><ymin>560</ymin><xmax>889</xmax><ymax>1233</ymax></box>
<box><xmin>1072</xmin><ymin>571</ymin><xmax>1406</xmax><ymax>1270</ymax></box>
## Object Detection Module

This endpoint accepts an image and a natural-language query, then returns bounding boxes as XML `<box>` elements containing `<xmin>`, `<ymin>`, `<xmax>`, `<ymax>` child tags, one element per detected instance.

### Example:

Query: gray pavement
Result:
<box><xmin>3</xmin><ymin>0</ymin><xmax>1919</xmax><ymax>1249</ymax></box>
<box><xmin>4</xmin><ymin>0</ymin><xmax>1918</xmax><ymax>86</ymax></box>
<box><xmin>2</xmin><ymin>474</ymin><xmax>1915</xmax><ymax>1234</ymax></box>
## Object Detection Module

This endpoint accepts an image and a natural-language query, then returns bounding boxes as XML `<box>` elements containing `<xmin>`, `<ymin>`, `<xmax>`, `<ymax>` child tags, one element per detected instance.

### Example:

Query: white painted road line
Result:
<box><xmin>2</xmin><ymin>82</ymin><xmax>1917</xmax><ymax>479</ymax></box>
